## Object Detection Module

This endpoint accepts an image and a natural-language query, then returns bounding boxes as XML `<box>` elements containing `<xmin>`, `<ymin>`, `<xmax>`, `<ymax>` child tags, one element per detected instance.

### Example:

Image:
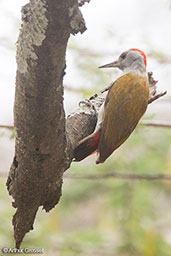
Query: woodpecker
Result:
<box><xmin>73</xmin><ymin>48</ymin><xmax>149</xmax><ymax>164</ymax></box>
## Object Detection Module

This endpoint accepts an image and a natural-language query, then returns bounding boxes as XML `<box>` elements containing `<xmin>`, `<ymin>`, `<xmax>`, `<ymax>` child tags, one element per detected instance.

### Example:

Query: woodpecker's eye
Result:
<box><xmin>120</xmin><ymin>52</ymin><xmax>127</xmax><ymax>59</ymax></box>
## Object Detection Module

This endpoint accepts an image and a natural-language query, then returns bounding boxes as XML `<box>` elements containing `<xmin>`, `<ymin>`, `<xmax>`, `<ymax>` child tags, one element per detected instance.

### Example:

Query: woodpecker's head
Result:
<box><xmin>99</xmin><ymin>48</ymin><xmax>147</xmax><ymax>74</ymax></box>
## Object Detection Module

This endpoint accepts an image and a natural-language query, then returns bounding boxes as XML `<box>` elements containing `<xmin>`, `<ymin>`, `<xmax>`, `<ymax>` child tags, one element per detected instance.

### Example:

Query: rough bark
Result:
<box><xmin>6</xmin><ymin>0</ymin><xmax>166</xmax><ymax>249</ymax></box>
<box><xmin>6</xmin><ymin>0</ymin><xmax>86</xmax><ymax>248</ymax></box>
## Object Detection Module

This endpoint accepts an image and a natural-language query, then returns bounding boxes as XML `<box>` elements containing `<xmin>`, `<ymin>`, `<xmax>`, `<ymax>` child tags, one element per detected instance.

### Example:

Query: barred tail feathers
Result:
<box><xmin>73</xmin><ymin>131</ymin><xmax>100</xmax><ymax>162</ymax></box>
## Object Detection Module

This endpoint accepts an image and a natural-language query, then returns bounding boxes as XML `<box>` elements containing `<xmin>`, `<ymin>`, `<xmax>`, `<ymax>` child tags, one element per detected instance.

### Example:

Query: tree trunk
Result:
<box><xmin>6</xmin><ymin>0</ymin><xmax>86</xmax><ymax>248</ymax></box>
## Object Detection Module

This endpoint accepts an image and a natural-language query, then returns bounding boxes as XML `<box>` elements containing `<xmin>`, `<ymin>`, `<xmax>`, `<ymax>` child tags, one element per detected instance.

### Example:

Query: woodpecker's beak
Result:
<box><xmin>99</xmin><ymin>60</ymin><xmax>120</xmax><ymax>69</ymax></box>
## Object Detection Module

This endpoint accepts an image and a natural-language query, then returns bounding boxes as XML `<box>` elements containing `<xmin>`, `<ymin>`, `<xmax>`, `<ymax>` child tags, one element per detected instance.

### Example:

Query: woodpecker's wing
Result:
<box><xmin>97</xmin><ymin>72</ymin><xmax>149</xmax><ymax>163</ymax></box>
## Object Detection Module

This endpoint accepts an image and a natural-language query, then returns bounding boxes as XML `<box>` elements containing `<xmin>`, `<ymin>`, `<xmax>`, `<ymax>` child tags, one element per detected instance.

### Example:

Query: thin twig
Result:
<box><xmin>1</xmin><ymin>170</ymin><xmax>171</xmax><ymax>181</ymax></box>
<box><xmin>1</xmin><ymin>120</ymin><xmax>170</xmax><ymax>131</ymax></box>
<box><xmin>65</xmin><ymin>172</ymin><xmax>171</xmax><ymax>181</ymax></box>
<box><xmin>0</xmin><ymin>125</ymin><xmax>14</xmax><ymax>130</ymax></box>
<box><xmin>148</xmin><ymin>91</ymin><xmax>167</xmax><ymax>104</ymax></box>
<box><xmin>141</xmin><ymin>120</ymin><xmax>171</xmax><ymax>128</ymax></box>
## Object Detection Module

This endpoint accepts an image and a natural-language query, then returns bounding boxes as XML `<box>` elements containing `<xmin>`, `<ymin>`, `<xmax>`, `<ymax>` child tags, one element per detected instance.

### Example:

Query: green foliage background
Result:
<box><xmin>1</xmin><ymin>125</ymin><xmax>171</xmax><ymax>256</ymax></box>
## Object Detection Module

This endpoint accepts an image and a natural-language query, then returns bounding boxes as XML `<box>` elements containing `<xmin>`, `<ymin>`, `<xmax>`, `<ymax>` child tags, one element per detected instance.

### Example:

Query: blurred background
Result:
<box><xmin>0</xmin><ymin>0</ymin><xmax>171</xmax><ymax>255</ymax></box>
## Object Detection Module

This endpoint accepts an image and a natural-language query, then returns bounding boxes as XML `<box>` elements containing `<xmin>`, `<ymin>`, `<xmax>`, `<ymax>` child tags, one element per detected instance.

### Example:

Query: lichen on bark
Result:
<box><xmin>17</xmin><ymin>0</ymin><xmax>48</xmax><ymax>73</ymax></box>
